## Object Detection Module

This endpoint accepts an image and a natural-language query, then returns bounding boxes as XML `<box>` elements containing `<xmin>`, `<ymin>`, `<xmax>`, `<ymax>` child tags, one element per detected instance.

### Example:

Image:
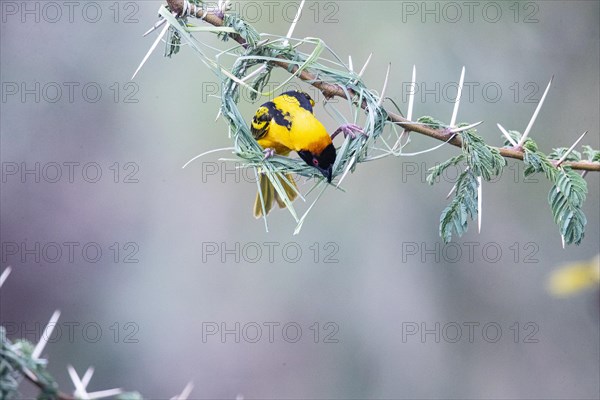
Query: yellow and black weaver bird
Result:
<box><xmin>251</xmin><ymin>90</ymin><xmax>336</xmax><ymax>218</ymax></box>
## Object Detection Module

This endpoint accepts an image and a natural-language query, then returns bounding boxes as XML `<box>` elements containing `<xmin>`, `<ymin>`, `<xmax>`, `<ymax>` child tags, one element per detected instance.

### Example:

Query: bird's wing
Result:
<box><xmin>251</xmin><ymin>100</ymin><xmax>294</xmax><ymax>141</ymax></box>
<box><xmin>251</xmin><ymin>105</ymin><xmax>273</xmax><ymax>140</ymax></box>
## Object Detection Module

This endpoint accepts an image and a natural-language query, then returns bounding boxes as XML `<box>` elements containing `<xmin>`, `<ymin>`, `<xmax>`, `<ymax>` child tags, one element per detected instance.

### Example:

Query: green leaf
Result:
<box><xmin>522</xmin><ymin>138</ymin><xmax>539</xmax><ymax>152</ymax></box>
<box><xmin>1</xmin><ymin>329</ymin><xmax>60</xmax><ymax>399</ymax></box>
<box><xmin>439</xmin><ymin>169</ymin><xmax>479</xmax><ymax>243</ymax></box>
<box><xmin>548</xmin><ymin>168</ymin><xmax>588</xmax><ymax>245</ymax></box>
<box><xmin>523</xmin><ymin>149</ymin><xmax>556</xmax><ymax>181</ymax></box>
<box><xmin>221</xmin><ymin>14</ymin><xmax>261</xmax><ymax>46</ymax></box>
<box><xmin>501</xmin><ymin>130</ymin><xmax>522</xmax><ymax>147</ymax></box>
<box><xmin>503</xmin><ymin>130</ymin><xmax>539</xmax><ymax>151</ymax></box>
<box><xmin>461</xmin><ymin>129</ymin><xmax>505</xmax><ymax>180</ymax></box>
<box><xmin>433</xmin><ymin>126</ymin><xmax>506</xmax><ymax>243</ymax></box>
<box><xmin>582</xmin><ymin>145</ymin><xmax>600</xmax><ymax>162</ymax></box>
<box><xmin>164</xmin><ymin>18</ymin><xmax>188</xmax><ymax>58</ymax></box>
<box><xmin>520</xmin><ymin>147</ymin><xmax>588</xmax><ymax>245</ymax></box>
<box><xmin>426</xmin><ymin>155</ymin><xmax>465</xmax><ymax>185</ymax></box>
<box><xmin>548</xmin><ymin>147</ymin><xmax>582</xmax><ymax>162</ymax></box>
<box><xmin>416</xmin><ymin>116</ymin><xmax>445</xmax><ymax>130</ymax></box>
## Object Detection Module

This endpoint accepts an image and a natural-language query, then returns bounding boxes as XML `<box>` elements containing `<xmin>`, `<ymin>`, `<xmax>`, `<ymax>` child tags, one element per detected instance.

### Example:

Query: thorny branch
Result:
<box><xmin>165</xmin><ymin>0</ymin><xmax>599</xmax><ymax>172</ymax></box>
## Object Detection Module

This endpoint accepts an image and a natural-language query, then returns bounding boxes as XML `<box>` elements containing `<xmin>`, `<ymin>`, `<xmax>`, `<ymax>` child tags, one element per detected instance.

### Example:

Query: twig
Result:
<box><xmin>163</xmin><ymin>0</ymin><xmax>600</xmax><ymax>172</ymax></box>
<box><xmin>23</xmin><ymin>372</ymin><xmax>74</xmax><ymax>400</ymax></box>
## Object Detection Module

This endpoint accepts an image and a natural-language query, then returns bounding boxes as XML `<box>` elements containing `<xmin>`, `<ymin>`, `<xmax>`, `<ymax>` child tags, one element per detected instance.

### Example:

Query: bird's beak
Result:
<box><xmin>317</xmin><ymin>165</ymin><xmax>333</xmax><ymax>183</ymax></box>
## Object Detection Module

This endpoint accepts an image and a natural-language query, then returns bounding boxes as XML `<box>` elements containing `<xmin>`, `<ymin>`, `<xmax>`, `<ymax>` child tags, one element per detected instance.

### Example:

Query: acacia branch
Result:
<box><xmin>165</xmin><ymin>0</ymin><xmax>600</xmax><ymax>172</ymax></box>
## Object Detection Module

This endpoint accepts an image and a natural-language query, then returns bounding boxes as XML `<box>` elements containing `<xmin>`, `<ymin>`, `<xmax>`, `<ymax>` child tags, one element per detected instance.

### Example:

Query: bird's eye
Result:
<box><xmin>312</xmin><ymin>159</ymin><xmax>319</xmax><ymax>166</ymax></box>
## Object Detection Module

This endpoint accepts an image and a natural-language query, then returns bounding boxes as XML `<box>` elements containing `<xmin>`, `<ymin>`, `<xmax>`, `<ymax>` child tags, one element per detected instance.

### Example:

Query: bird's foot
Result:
<box><xmin>263</xmin><ymin>148</ymin><xmax>275</xmax><ymax>159</ymax></box>
<box><xmin>331</xmin><ymin>123</ymin><xmax>366</xmax><ymax>140</ymax></box>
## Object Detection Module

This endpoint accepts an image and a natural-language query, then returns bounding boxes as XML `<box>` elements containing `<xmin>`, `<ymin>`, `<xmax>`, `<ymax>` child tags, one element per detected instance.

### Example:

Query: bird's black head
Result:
<box><xmin>281</xmin><ymin>90</ymin><xmax>314</xmax><ymax>112</ymax></box>
<box><xmin>298</xmin><ymin>143</ymin><xmax>336</xmax><ymax>183</ymax></box>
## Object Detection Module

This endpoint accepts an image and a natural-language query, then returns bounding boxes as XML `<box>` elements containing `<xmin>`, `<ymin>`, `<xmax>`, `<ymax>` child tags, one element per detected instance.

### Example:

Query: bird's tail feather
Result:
<box><xmin>254</xmin><ymin>173</ymin><xmax>298</xmax><ymax>218</ymax></box>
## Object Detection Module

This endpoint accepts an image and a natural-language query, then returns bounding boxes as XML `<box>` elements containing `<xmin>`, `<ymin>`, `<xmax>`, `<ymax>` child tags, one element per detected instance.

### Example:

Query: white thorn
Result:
<box><xmin>397</xmin><ymin>131</ymin><xmax>465</xmax><ymax>157</ymax></box>
<box><xmin>450</xmin><ymin>66</ymin><xmax>465</xmax><ymax>127</ymax></box>
<box><xmin>171</xmin><ymin>381</ymin><xmax>194</xmax><ymax>400</ymax></box>
<box><xmin>348</xmin><ymin>55</ymin><xmax>353</xmax><ymax>72</ymax></box>
<box><xmin>377</xmin><ymin>63</ymin><xmax>391</xmax><ymax>106</ymax></box>
<box><xmin>68</xmin><ymin>365</ymin><xmax>122</xmax><ymax>400</ymax></box>
<box><xmin>446</xmin><ymin>182</ymin><xmax>458</xmax><ymax>199</ymax></box>
<box><xmin>449</xmin><ymin>121</ymin><xmax>483</xmax><ymax>133</ymax></box>
<box><xmin>561</xmin><ymin>235</ymin><xmax>565</xmax><ymax>249</ymax></box>
<box><xmin>393</xmin><ymin>65</ymin><xmax>417</xmax><ymax>153</ymax></box>
<box><xmin>357</xmin><ymin>53</ymin><xmax>372</xmax><ymax>78</ymax></box>
<box><xmin>87</xmin><ymin>388</ymin><xmax>124</xmax><ymax>399</ymax></box>
<box><xmin>447</xmin><ymin>166</ymin><xmax>470</xmax><ymax>199</ymax></box>
<box><xmin>396</xmin><ymin>122</ymin><xmax>478</xmax><ymax>156</ymax></box>
<box><xmin>68</xmin><ymin>365</ymin><xmax>89</xmax><ymax>399</ymax></box>
<box><xmin>81</xmin><ymin>366</ymin><xmax>95</xmax><ymax>389</ymax></box>
<box><xmin>143</xmin><ymin>18</ymin><xmax>167</xmax><ymax>37</ymax></box>
<box><xmin>0</xmin><ymin>266</ymin><xmax>12</xmax><ymax>288</ymax></box>
<box><xmin>557</xmin><ymin>131</ymin><xmax>588</xmax><ymax>166</ymax></box>
<box><xmin>32</xmin><ymin>310</ymin><xmax>61</xmax><ymax>360</ymax></box>
<box><xmin>477</xmin><ymin>177</ymin><xmax>482</xmax><ymax>233</ymax></box>
<box><xmin>132</xmin><ymin>21</ymin><xmax>170</xmax><ymax>80</ymax></box>
<box><xmin>406</xmin><ymin>65</ymin><xmax>416</xmax><ymax>121</ymax></box>
<box><xmin>283</xmin><ymin>0</ymin><xmax>305</xmax><ymax>46</ymax></box>
<box><xmin>497</xmin><ymin>123</ymin><xmax>519</xmax><ymax>147</ymax></box>
<box><xmin>517</xmin><ymin>76</ymin><xmax>553</xmax><ymax>147</ymax></box>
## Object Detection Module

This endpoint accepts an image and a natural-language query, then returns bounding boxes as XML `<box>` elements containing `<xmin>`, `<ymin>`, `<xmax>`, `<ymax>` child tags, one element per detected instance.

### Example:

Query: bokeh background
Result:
<box><xmin>1</xmin><ymin>1</ymin><xmax>599</xmax><ymax>399</ymax></box>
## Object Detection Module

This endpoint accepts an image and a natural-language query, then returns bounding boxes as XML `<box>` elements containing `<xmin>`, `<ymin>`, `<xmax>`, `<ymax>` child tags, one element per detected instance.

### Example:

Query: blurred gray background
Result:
<box><xmin>1</xmin><ymin>1</ymin><xmax>599</xmax><ymax>399</ymax></box>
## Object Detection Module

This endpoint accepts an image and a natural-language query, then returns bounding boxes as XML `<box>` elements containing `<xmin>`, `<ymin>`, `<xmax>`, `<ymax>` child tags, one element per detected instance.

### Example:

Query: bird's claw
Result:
<box><xmin>331</xmin><ymin>123</ymin><xmax>366</xmax><ymax>140</ymax></box>
<box><xmin>263</xmin><ymin>148</ymin><xmax>275</xmax><ymax>159</ymax></box>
